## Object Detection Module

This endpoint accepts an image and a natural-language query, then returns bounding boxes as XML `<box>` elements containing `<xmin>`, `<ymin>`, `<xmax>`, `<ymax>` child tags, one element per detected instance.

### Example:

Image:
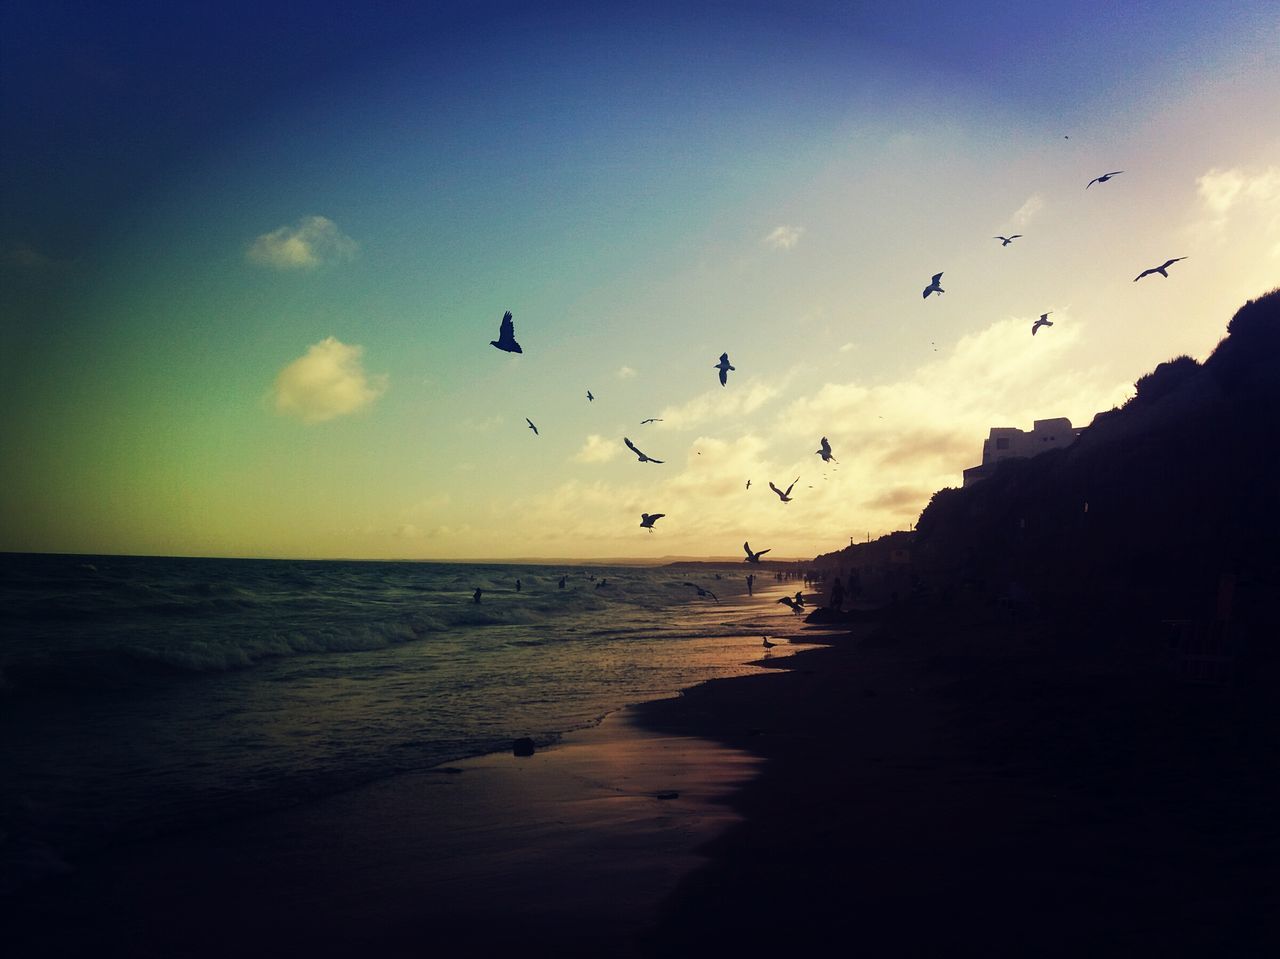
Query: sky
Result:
<box><xmin>2</xmin><ymin>0</ymin><xmax>1278</xmax><ymax>561</ymax></box>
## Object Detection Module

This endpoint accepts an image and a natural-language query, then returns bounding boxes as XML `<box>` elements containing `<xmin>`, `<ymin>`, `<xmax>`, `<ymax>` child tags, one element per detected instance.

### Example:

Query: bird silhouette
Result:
<box><xmin>526</xmin><ymin>418</ymin><xmax>539</xmax><ymax>435</ymax></box>
<box><xmin>1031</xmin><ymin>312</ymin><xmax>1053</xmax><ymax>335</ymax></box>
<box><xmin>1087</xmin><ymin>171</ymin><xmax>1123</xmax><ymax>189</ymax></box>
<box><xmin>769</xmin><ymin>477</ymin><xmax>799</xmax><ymax>503</ymax></box>
<box><xmin>745</xmin><ymin>479</ymin><xmax>751</xmax><ymax>490</ymax></box>
<box><xmin>715</xmin><ymin>352</ymin><xmax>735</xmax><ymax>386</ymax></box>
<box><xmin>682</xmin><ymin>582</ymin><xmax>719</xmax><ymax>602</ymax></box>
<box><xmin>994</xmin><ymin>235</ymin><xmax>1022</xmax><ymax>246</ymax></box>
<box><xmin>640</xmin><ymin>417</ymin><xmax>662</xmax><ymax>424</ymax></box>
<box><xmin>922</xmin><ymin>272</ymin><xmax>944</xmax><ymax>298</ymax></box>
<box><xmin>815</xmin><ymin>437</ymin><xmax>837</xmax><ymax>463</ymax></box>
<box><xmin>639</xmin><ymin>512</ymin><xmax>665</xmax><ymax>532</ymax></box>
<box><xmin>586</xmin><ymin>390</ymin><xmax>594</xmax><ymax>402</ymax></box>
<box><xmin>1133</xmin><ymin>257</ymin><xmax>1188</xmax><ymax>282</ymax></box>
<box><xmin>743</xmin><ymin>542</ymin><xmax>771</xmax><ymax>563</ymax></box>
<box><xmin>762</xmin><ymin>635</ymin><xmax>777</xmax><ymax>649</ymax></box>
<box><xmin>490</xmin><ymin>311</ymin><xmax>522</xmax><ymax>353</ymax></box>
<box><xmin>776</xmin><ymin>596</ymin><xmax>803</xmax><ymax>615</ymax></box>
<box><xmin>624</xmin><ymin>437</ymin><xmax>664</xmax><ymax>463</ymax></box>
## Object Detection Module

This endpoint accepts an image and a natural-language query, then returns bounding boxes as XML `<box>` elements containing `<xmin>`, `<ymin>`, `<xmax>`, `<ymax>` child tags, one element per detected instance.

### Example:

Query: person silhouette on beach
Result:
<box><xmin>515</xmin><ymin>579</ymin><xmax>521</xmax><ymax>592</ymax></box>
<box><xmin>473</xmin><ymin>588</ymin><xmax>483</xmax><ymax>604</ymax></box>
<box><xmin>829</xmin><ymin>576</ymin><xmax>843</xmax><ymax>611</ymax></box>
<box><xmin>746</xmin><ymin>573</ymin><xmax>754</xmax><ymax>596</ymax></box>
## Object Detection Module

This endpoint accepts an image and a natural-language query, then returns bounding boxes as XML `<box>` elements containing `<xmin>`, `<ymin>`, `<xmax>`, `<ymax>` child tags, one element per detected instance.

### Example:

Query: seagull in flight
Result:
<box><xmin>715</xmin><ymin>352</ymin><xmax>735</xmax><ymax>386</ymax></box>
<box><xmin>639</xmin><ymin>512</ymin><xmax>665</xmax><ymax>532</ymax></box>
<box><xmin>994</xmin><ymin>235</ymin><xmax>1022</xmax><ymax>247</ymax></box>
<box><xmin>624</xmin><ymin>437</ymin><xmax>664</xmax><ymax>464</ymax></box>
<box><xmin>922</xmin><ymin>272</ymin><xmax>944</xmax><ymax>298</ymax></box>
<box><xmin>682</xmin><ymin>582</ymin><xmax>719</xmax><ymax>602</ymax></box>
<box><xmin>776</xmin><ymin>596</ymin><xmax>804</xmax><ymax>615</ymax></box>
<box><xmin>1086</xmin><ymin>171</ymin><xmax>1123</xmax><ymax>189</ymax></box>
<box><xmin>1031</xmin><ymin>312</ymin><xmax>1053</xmax><ymax>335</ymax></box>
<box><xmin>640</xmin><ymin>417</ymin><xmax>662</xmax><ymax>424</ymax></box>
<box><xmin>743</xmin><ymin>541</ymin><xmax>771</xmax><ymax>563</ymax></box>
<box><xmin>526</xmin><ymin>418</ymin><xmax>539</xmax><ymax>435</ymax></box>
<box><xmin>490</xmin><ymin>311</ymin><xmax>522</xmax><ymax>353</ymax></box>
<box><xmin>1133</xmin><ymin>257</ymin><xmax>1188</xmax><ymax>282</ymax></box>
<box><xmin>815</xmin><ymin>437</ymin><xmax>837</xmax><ymax>463</ymax></box>
<box><xmin>769</xmin><ymin>478</ymin><xmax>799</xmax><ymax>503</ymax></box>
<box><xmin>586</xmin><ymin>390</ymin><xmax>594</xmax><ymax>402</ymax></box>
<box><xmin>745</xmin><ymin>479</ymin><xmax>751</xmax><ymax>490</ymax></box>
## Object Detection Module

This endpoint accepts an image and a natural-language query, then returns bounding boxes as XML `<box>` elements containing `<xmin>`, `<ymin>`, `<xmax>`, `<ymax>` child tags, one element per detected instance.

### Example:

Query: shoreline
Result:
<box><xmin>2</xmin><ymin>582</ymin><xmax>826</xmax><ymax>957</ymax></box>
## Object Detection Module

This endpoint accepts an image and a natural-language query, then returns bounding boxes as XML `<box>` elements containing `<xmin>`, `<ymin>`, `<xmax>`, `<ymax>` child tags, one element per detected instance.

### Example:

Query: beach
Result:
<box><xmin>5</xmin><ymin>589</ymin><xmax>1277</xmax><ymax>957</ymax></box>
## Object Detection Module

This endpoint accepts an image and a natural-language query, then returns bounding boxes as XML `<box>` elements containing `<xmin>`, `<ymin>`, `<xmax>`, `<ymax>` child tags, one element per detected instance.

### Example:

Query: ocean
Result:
<box><xmin>0</xmin><ymin>552</ymin><xmax>805</xmax><ymax>894</ymax></box>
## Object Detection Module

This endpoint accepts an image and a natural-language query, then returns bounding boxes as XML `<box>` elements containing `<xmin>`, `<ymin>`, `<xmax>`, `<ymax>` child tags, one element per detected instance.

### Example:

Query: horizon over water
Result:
<box><xmin>0</xmin><ymin>552</ymin><xmax>808</xmax><ymax>895</ymax></box>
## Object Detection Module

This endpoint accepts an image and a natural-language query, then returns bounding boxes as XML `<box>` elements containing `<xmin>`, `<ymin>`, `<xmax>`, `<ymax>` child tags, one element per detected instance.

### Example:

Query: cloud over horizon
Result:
<box><xmin>762</xmin><ymin>225</ymin><xmax>803</xmax><ymax>250</ymax></box>
<box><xmin>271</xmin><ymin>337</ymin><xmax>388</xmax><ymax>423</ymax></box>
<box><xmin>248</xmin><ymin>216</ymin><xmax>358</xmax><ymax>270</ymax></box>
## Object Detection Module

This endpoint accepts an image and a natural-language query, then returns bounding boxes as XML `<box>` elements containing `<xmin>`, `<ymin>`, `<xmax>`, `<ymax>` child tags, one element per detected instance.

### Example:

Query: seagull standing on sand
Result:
<box><xmin>526</xmin><ymin>418</ymin><xmax>539</xmax><ymax>435</ymax></box>
<box><xmin>762</xmin><ymin>635</ymin><xmax>777</xmax><ymax>649</ymax></box>
<box><xmin>624</xmin><ymin>437</ymin><xmax>664</xmax><ymax>464</ymax></box>
<box><xmin>715</xmin><ymin>352</ymin><xmax>735</xmax><ymax>386</ymax></box>
<box><xmin>639</xmin><ymin>512</ymin><xmax>665</xmax><ymax>532</ymax></box>
<box><xmin>1086</xmin><ymin>171</ymin><xmax>1123</xmax><ymax>189</ymax></box>
<box><xmin>922</xmin><ymin>272</ymin><xmax>945</xmax><ymax>298</ymax></box>
<box><xmin>743</xmin><ymin>542</ymin><xmax>771</xmax><ymax>563</ymax></box>
<box><xmin>1133</xmin><ymin>257</ymin><xmax>1188</xmax><ymax>282</ymax></box>
<box><xmin>769</xmin><ymin>478</ymin><xmax>799</xmax><ymax>503</ymax></box>
<box><xmin>1031</xmin><ymin>312</ymin><xmax>1053</xmax><ymax>335</ymax></box>
<box><xmin>994</xmin><ymin>235</ymin><xmax>1022</xmax><ymax>247</ymax></box>
<box><xmin>815</xmin><ymin>437</ymin><xmax>837</xmax><ymax>463</ymax></box>
<box><xmin>490</xmin><ymin>311</ymin><xmax>522</xmax><ymax>353</ymax></box>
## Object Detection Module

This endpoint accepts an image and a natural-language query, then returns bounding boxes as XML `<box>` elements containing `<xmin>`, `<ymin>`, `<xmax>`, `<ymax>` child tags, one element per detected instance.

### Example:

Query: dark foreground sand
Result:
<box><xmin>5</xmin><ymin>602</ymin><xmax>1277</xmax><ymax>958</ymax></box>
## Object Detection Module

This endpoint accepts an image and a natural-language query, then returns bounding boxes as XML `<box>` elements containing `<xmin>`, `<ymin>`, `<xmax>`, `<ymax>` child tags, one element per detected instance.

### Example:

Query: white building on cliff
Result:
<box><xmin>962</xmin><ymin>417</ymin><xmax>1080</xmax><ymax>487</ymax></box>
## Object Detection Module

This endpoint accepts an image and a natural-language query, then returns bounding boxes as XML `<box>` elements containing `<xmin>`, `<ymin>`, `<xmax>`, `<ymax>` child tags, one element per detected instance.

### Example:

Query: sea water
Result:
<box><xmin>0</xmin><ymin>553</ymin><xmax>802</xmax><ymax>893</ymax></box>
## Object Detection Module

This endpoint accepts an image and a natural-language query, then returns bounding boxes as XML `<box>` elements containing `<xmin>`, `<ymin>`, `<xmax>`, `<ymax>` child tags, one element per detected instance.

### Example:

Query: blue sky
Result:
<box><xmin>2</xmin><ymin>1</ymin><xmax>1278</xmax><ymax>558</ymax></box>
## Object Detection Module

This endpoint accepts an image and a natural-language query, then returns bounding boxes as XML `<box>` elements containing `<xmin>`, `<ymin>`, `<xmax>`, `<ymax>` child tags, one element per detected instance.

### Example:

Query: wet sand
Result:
<box><xmin>6</xmin><ymin>597</ymin><xmax>1276</xmax><ymax>957</ymax></box>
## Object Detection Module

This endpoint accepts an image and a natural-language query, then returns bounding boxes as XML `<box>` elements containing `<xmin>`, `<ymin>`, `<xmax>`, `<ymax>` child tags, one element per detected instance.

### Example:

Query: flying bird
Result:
<box><xmin>815</xmin><ymin>437</ymin><xmax>837</xmax><ymax>463</ymax></box>
<box><xmin>682</xmin><ymin>582</ymin><xmax>719</xmax><ymax>602</ymax></box>
<box><xmin>624</xmin><ymin>437</ymin><xmax>664</xmax><ymax>464</ymax></box>
<box><xmin>1133</xmin><ymin>257</ymin><xmax>1188</xmax><ymax>282</ymax></box>
<box><xmin>586</xmin><ymin>390</ymin><xmax>593</xmax><ymax>402</ymax></box>
<box><xmin>922</xmin><ymin>272</ymin><xmax>945</xmax><ymax>298</ymax></box>
<box><xmin>1031</xmin><ymin>312</ymin><xmax>1053</xmax><ymax>335</ymax></box>
<box><xmin>994</xmin><ymin>235</ymin><xmax>1022</xmax><ymax>246</ymax></box>
<box><xmin>745</xmin><ymin>479</ymin><xmax>751</xmax><ymax>490</ymax></box>
<box><xmin>639</xmin><ymin>512</ymin><xmax>665</xmax><ymax>532</ymax></box>
<box><xmin>776</xmin><ymin>596</ymin><xmax>804</xmax><ymax>615</ymax></box>
<box><xmin>490</xmin><ymin>311</ymin><xmax>522</xmax><ymax>353</ymax></box>
<box><xmin>640</xmin><ymin>417</ymin><xmax>662</xmax><ymax>424</ymax></box>
<box><xmin>525</xmin><ymin>418</ymin><xmax>539</xmax><ymax>435</ymax></box>
<box><xmin>715</xmin><ymin>352</ymin><xmax>735</xmax><ymax>386</ymax></box>
<box><xmin>1086</xmin><ymin>171</ymin><xmax>1123</xmax><ymax>189</ymax></box>
<box><xmin>769</xmin><ymin>478</ymin><xmax>799</xmax><ymax>503</ymax></box>
<box><xmin>743</xmin><ymin>542</ymin><xmax>771</xmax><ymax>563</ymax></box>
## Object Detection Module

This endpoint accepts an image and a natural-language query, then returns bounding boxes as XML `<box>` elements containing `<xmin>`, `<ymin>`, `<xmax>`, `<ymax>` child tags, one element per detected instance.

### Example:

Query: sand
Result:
<box><xmin>6</xmin><ymin>596</ymin><xmax>1277</xmax><ymax>957</ymax></box>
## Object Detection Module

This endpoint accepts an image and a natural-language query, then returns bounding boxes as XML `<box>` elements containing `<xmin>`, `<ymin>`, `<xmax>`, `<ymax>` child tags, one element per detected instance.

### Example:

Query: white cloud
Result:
<box><xmin>1193</xmin><ymin>166</ymin><xmax>1280</xmax><ymax>253</ymax></box>
<box><xmin>1011</xmin><ymin>194</ymin><xmax>1045</xmax><ymax>226</ymax></box>
<box><xmin>838</xmin><ymin>341</ymin><xmax>857</xmax><ymax>354</ymax></box>
<box><xmin>574</xmin><ymin>434</ymin><xmax>621</xmax><ymax>464</ymax></box>
<box><xmin>247</xmin><ymin>215</ymin><xmax>358</xmax><ymax>270</ymax></box>
<box><xmin>762</xmin><ymin>225</ymin><xmax>803</xmax><ymax>250</ymax></box>
<box><xmin>271</xmin><ymin>337</ymin><xmax>388</xmax><ymax>423</ymax></box>
<box><xmin>656</xmin><ymin>378</ymin><xmax>784</xmax><ymax>431</ymax></box>
<box><xmin>616</xmin><ymin>365</ymin><xmax>637</xmax><ymax>379</ymax></box>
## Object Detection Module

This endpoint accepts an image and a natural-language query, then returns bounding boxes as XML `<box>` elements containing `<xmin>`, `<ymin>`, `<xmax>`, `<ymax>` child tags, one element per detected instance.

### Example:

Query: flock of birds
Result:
<box><xmin>486</xmin><ymin>166</ymin><xmax>1189</xmax><ymax>578</ymax></box>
